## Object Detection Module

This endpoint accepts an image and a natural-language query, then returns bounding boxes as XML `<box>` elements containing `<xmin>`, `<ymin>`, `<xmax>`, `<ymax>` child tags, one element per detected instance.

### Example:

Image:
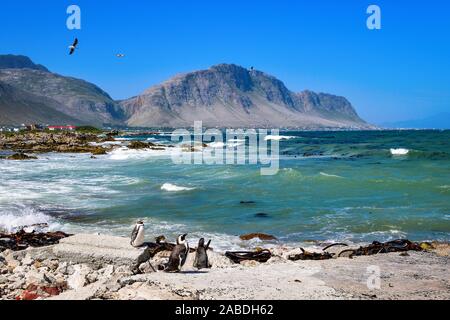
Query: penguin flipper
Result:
<box><xmin>205</xmin><ymin>240</ymin><xmax>211</xmax><ymax>250</ymax></box>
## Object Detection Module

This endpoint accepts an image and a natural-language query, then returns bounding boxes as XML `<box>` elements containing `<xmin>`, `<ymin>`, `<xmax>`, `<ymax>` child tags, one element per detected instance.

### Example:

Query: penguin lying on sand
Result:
<box><xmin>193</xmin><ymin>238</ymin><xmax>212</xmax><ymax>270</ymax></box>
<box><xmin>165</xmin><ymin>234</ymin><xmax>189</xmax><ymax>273</ymax></box>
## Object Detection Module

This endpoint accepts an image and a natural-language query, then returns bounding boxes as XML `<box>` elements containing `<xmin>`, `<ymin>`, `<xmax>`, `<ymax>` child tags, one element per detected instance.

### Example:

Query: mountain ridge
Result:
<box><xmin>121</xmin><ymin>63</ymin><xmax>370</xmax><ymax>128</ymax></box>
<box><xmin>0</xmin><ymin>56</ymin><xmax>371</xmax><ymax>129</ymax></box>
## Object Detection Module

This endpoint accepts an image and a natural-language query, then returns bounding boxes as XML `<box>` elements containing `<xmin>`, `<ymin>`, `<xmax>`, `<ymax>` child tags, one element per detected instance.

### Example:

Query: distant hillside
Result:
<box><xmin>121</xmin><ymin>64</ymin><xmax>372</xmax><ymax>129</ymax></box>
<box><xmin>0</xmin><ymin>54</ymin><xmax>49</xmax><ymax>72</ymax></box>
<box><xmin>0</xmin><ymin>81</ymin><xmax>81</xmax><ymax>126</ymax></box>
<box><xmin>0</xmin><ymin>55</ymin><xmax>125</xmax><ymax>126</ymax></box>
<box><xmin>382</xmin><ymin>113</ymin><xmax>450</xmax><ymax>129</ymax></box>
<box><xmin>0</xmin><ymin>55</ymin><xmax>372</xmax><ymax>129</ymax></box>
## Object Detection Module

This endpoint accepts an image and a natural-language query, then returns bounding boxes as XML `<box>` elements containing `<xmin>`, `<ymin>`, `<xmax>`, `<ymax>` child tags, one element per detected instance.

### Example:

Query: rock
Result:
<box><xmin>138</xmin><ymin>261</ymin><xmax>156</xmax><ymax>274</ymax></box>
<box><xmin>86</xmin><ymin>271</ymin><xmax>98</xmax><ymax>284</ymax></box>
<box><xmin>22</xmin><ymin>254</ymin><xmax>34</xmax><ymax>266</ymax></box>
<box><xmin>6</xmin><ymin>153</ymin><xmax>37</xmax><ymax>160</ymax></box>
<box><xmin>240</xmin><ymin>260</ymin><xmax>260</xmax><ymax>267</ymax></box>
<box><xmin>51</xmin><ymin>234</ymin><xmax>150</xmax><ymax>268</ymax></box>
<box><xmin>4</xmin><ymin>253</ymin><xmax>20</xmax><ymax>269</ymax></box>
<box><xmin>103</xmin><ymin>265</ymin><xmax>115</xmax><ymax>278</ymax></box>
<box><xmin>25</xmin><ymin>269</ymin><xmax>46</xmax><ymax>284</ymax></box>
<box><xmin>91</xmin><ymin>147</ymin><xmax>107</xmax><ymax>155</ymax></box>
<box><xmin>128</xmin><ymin>141</ymin><xmax>151</xmax><ymax>149</ymax></box>
<box><xmin>118</xmin><ymin>275</ymin><xmax>149</xmax><ymax>287</ymax></box>
<box><xmin>43</xmin><ymin>259</ymin><xmax>59</xmax><ymax>271</ymax></box>
<box><xmin>0</xmin><ymin>275</ymin><xmax>7</xmax><ymax>284</ymax></box>
<box><xmin>67</xmin><ymin>264</ymin><xmax>92</xmax><ymax>290</ymax></box>
<box><xmin>105</xmin><ymin>282</ymin><xmax>122</xmax><ymax>293</ymax></box>
<box><xmin>56</xmin><ymin>261</ymin><xmax>68</xmax><ymax>275</ymax></box>
<box><xmin>13</xmin><ymin>265</ymin><xmax>29</xmax><ymax>273</ymax></box>
<box><xmin>8</xmin><ymin>279</ymin><xmax>26</xmax><ymax>290</ymax></box>
<box><xmin>239</xmin><ymin>233</ymin><xmax>278</xmax><ymax>241</ymax></box>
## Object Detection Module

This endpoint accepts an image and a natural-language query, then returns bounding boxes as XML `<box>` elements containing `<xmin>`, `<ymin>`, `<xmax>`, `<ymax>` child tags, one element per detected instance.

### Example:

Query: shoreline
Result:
<box><xmin>1</xmin><ymin>233</ymin><xmax>449</xmax><ymax>300</ymax></box>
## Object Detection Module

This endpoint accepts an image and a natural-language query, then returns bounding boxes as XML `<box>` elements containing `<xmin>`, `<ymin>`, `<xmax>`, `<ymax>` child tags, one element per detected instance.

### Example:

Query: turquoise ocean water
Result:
<box><xmin>1</xmin><ymin>130</ymin><xmax>449</xmax><ymax>250</ymax></box>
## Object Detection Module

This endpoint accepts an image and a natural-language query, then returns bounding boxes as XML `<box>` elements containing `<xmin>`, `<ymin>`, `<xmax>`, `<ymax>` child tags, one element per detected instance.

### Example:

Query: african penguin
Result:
<box><xmin>193</xmin><ymin>238</ymin><xmax>212</xmax><ymax>270</ymax></box>
<box><xmin>130</xmin><ymin>220</ymin><xmax>145</xmax><ymax>247</ymax></box>
<box><xmin>165</xmin><ymin>234</ymin><xmax>189</xmax><ymax>273</ymax></box>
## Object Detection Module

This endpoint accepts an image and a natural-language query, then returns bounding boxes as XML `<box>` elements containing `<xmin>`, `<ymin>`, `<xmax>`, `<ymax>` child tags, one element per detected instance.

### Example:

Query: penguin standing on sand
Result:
<box><xmin>130</xmin><ymin>220</ymin><xmax>145</xmax><ymax>247</ymax></box>
<box><xmin>193</xmin><ymin>238</ymin><xmax>212</xmax><ymax>270</ymax></box>
<box><xmin>165</xmin><ymin>234</ymin><xmax>189</xmax><ymax>273</ymax></box>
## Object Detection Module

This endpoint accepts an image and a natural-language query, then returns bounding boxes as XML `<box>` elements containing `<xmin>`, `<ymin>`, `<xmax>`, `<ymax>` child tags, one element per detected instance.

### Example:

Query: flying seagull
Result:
<box><xmin>69</xmin><ymin>38</ymin><xmax>79</xmax><ymax>55</ymax></box>
<box><xmin>116</xmin><ymin>53</ymin><xmax>125</xmax><ymax>58</ymax></box>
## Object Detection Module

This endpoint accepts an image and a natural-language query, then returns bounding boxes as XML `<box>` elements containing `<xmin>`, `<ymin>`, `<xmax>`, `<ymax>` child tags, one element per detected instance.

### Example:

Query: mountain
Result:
<box><xmin>0</xmin><ymin>81</ymin><xmax>81</xmax><ymax>125</ymax></box>
<box><xmin>0</xmin><ymin>54</ymin><xmax>49</xmax><ymax>72</ymax></box>
<box><xmin>121</xmin><ymin>64</ymin><xmax>371</xmax><ymax>129</ymax></box>
<box><xmin>0</xmin><ymin>55</ymin><xmax>125</xmax><ymax>126</ymax></box>
<box><xmin>382</xmin><ymin>113</ymin><xmax>450</xmax><ymax>129</ymax></box>
<box><xmin>0</xmin><ymin>56</ymin><xmax>371</xmax><ymax>129</ymax></box>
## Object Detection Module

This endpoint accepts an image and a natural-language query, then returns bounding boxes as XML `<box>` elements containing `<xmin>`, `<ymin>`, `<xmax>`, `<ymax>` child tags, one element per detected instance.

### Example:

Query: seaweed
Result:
<box><xmin>288</xmin><ymin>248</ymin><xmax>334</xmax><ymax>261</ymax></box>
<box><xmin>225</xmin><ymin>249</ymin><xmax>272</xmax><ymax>264</ymax></box>
<box><xmin>338</xmin><ymin>239</ymin><xmax>423</xmax><ymax>258</ymax></box>
<box><xmin>0</xmin><ymin>229</ymin><xmax>71</xmax><ymax>252</ymax></box>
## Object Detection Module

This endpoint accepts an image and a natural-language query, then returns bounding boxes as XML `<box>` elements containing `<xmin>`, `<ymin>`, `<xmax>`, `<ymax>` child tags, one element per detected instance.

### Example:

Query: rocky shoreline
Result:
<box><xmin>1</xmin><ymin>233</ymin><xmax>449</xmax><ymax>300</ymax></box>
<box><xmin>0</xmin><ymin>131</ymin><xmax>171</xmax><ymax>159</ymax></box>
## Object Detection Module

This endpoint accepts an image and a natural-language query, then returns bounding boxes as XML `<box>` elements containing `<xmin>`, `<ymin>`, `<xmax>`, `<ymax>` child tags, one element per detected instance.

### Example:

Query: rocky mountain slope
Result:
<box><xmin>0</xmin><ymin>55</ymin><xmax>49</xmax><ymax>72</ymax></box>
<box><xmin>121</xmin><ymin>64</ymin><xmax>370</xmax><ymax>128</ymax></box>
<box><xmin>0</xmin><ymin>55</ymin><xmax>125</xmax><ymax>126</ymax></box>
<box><xmin>0</xmin><ymin>55</ymin><xmax>371</xmax><ymax>129</ymax></box>
<box><xmin>0</xmin><ymin>81</ymin><xmax>80</xmax><ymax>126</ymax></box>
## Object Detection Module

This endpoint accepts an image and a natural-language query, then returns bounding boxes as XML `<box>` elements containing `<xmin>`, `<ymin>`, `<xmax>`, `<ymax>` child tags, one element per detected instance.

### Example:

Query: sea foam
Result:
<box><xmin>264</xmin><ymin>135</ymin><xmax>296</xmax><ymax>141</ymax></box>
<box><xmin>390</xmin><ymin>148</ymin><xmax>410</xmax><ymax>156</ymax></box>
<box><xmin>161</xmin><ymin>183</ymin><xmax>195</xmax><ymax>192</ymax></box>
<box><xmin>319</xmin><ymin>172</ymin><xmax>344</xmax><ymax>178</ymax></box>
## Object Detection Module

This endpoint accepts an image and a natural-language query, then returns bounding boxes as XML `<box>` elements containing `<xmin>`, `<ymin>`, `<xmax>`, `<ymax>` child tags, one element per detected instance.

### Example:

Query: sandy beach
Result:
<box><xmin>1</xmin><ymin>234</ymin><xmax>448</xmax><ymax>300</ymax></box>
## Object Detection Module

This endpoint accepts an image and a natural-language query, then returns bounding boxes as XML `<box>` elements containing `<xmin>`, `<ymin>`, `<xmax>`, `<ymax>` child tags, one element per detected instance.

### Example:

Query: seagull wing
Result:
<box><xmin>73</xmin><ymin>38</ymin><xmax>78</xmax><ymax>47</ymax></box>
<box><xmin>69</xmin><ymin>47</ymin><xmax>75</xmax><ymax>55</ymax></box>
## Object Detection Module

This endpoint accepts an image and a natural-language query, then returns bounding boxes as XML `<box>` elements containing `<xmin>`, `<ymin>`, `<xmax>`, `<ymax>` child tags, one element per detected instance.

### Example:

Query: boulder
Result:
<box><xmin>239</xmin><ymin>233</ymin><xmax>278</xmax><ymax>241</ymax></box>
<box><xmin>51</xmin><ymin>234</ymin><xmax>151</xmax><ymax>268</ymax></box>
<box><xmin>6</xmin><ymin>153</ymin><xmax>37</xmax><ymax>160</ymax></box>
<box><xmin>67</xmin><ymin>264</ymin><xmax>92</xmax><ymax>290</ymax></box>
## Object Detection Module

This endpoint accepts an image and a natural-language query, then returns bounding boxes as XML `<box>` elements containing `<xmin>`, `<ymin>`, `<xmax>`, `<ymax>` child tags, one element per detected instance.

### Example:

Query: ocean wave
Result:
<box><xmin>319</xmin><ymin>172</ymin><xmax>344</xmax><ymax>178</ymax></box>
<box><xmin>390</xmin><ymin>148</ymin><xmax>409</xmax><ymax>156</ymax></box>
<box><xmin>109</xmin><ymin>147</ymin><xmax>170</xmax><ymax>160</ymax></box>
<box><xmin>208</xmin><ymin>142</ymin><xmax>226</xmax><ymax>148</ymax></box>
<box><xmin>264</xmin><ymin>135</ymin><xmax>297</xmax><ymax>141</ymax></box>
<box><xmin>0</xmin><ymin>205</ymin><xmax>62</xmax><ymax>233</ymax></box>
<box><xmin>161</xmin><ymin>183</ymin><xmax>195</xmax><ymax>192</ymax></box>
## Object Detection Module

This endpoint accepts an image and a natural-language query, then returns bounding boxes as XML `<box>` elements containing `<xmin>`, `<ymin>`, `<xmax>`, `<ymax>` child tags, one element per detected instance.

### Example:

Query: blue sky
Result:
<box><xmin>1</xmin><ymin>0</ymin><xmax>449</xmax><ymax>124</ymax></box>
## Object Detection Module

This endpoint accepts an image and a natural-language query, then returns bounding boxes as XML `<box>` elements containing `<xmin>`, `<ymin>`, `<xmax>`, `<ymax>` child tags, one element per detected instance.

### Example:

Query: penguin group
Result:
<box><xmin>130</xmin><ymin>220</ymin><xmax>212</xmax><ymax>273</ymax></box>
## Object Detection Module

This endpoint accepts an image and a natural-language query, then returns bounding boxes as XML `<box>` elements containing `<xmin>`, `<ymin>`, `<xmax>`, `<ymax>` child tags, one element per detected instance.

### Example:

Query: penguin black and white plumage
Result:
<box><xmin>165</xmin><ymin>234</ymin><xmax>189</xmax><ymax>273</ymax></box>
<box><xmin>130</xmin><ymin>220</ymin><xmax>145</xmax><ymax>247</ymax></box>
<box><xmin>193</xmin><ymin>238</ymin><xmax>212</xmax><ymax>270</ymax></box>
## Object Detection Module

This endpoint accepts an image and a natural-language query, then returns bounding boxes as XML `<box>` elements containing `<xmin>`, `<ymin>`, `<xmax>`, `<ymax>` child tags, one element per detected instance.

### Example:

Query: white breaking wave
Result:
<box><xmin>390</xmin><ymin>148</ymin><xmax>409</xmax><ymax>156</ymax></box>
<box><xmin>264</xmin><ymin>135</ymin><xmax>296</xmax><ymax>141</ymax></box>
<box><xmin>161</xmin><ymin>183</ymin><xmax>195</xmax><ymax>192</ymax></box>
<box><xmin>109</xmin><ymin>147</ymin><xmax>170</xmax><ymax>160</ymax></box>
<box><xmin>0</xmin><ymin>206</ymin><xmax>61</xmax><ymax>233</ymax></box>
<box><xmin>208</xmin><ymin>142</ymin><xmax>226</xmax><ymax>148</ymax></box>
<box><xmin>319</xmin><ymin>172</ymin><xmax>344</xmax><ymax>178</ymax></box>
